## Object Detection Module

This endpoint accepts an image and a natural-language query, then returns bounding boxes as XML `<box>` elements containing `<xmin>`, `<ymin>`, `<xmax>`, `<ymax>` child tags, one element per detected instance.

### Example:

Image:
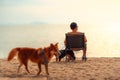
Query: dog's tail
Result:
<box><xmin>7</xmin><ymin>48</ymin><xmax>20</xmax><ymax>61</ymax></box>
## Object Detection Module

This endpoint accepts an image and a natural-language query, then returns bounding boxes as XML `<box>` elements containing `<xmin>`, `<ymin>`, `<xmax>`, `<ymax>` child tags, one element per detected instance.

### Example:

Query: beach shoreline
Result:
<box><xmin>0</xmin><ymin>57</ymin><xmax>120</xmax><ymax>80</ymax></box>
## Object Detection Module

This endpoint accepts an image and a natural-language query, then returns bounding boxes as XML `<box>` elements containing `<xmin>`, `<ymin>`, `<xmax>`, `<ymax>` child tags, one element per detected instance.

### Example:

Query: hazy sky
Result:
<box><xmin>0</xmin><ymin>0</ymin><xmax>120</xmax><ymax>25</ymax></box>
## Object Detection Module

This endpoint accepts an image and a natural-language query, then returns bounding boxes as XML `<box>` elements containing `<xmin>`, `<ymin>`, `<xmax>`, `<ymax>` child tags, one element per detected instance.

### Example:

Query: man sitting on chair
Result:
<box><xmin>64</xmin><ymin>22</ymin><xmax>87</xmax><ymax>61</ymax></box>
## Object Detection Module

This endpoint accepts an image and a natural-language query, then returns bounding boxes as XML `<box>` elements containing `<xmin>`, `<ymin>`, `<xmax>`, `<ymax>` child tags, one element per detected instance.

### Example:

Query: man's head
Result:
<box><xmin>70</xmin><ymin>22</ymin><xmax>78</xmax><ymax>30</ymax></box>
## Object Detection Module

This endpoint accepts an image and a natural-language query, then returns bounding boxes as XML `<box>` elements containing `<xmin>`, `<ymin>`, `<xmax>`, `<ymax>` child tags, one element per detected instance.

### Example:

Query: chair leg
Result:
<box><xmin>82</xmin><ymin>49</ymin><xmax>87</xmax><ymax>61</ymax></box>
<box><xmin>82</xmin><ymin>56</ymin><xmax>87</xmax><ymax>61</ymax></box>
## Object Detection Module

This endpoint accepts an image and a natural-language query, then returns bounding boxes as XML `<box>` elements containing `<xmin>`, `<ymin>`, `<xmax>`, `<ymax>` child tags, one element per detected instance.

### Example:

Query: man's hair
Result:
<box><xmin>70</xmin><ymin>22</ymin><xmax>77</xmax><ymax>30</ymax></box>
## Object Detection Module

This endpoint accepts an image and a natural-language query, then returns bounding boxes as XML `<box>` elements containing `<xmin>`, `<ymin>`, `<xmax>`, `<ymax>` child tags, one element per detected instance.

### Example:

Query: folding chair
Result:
<box><xmin>65</xmin><ymin>33</ymin><xmax>87</xmax><ymax>61</ymax></box>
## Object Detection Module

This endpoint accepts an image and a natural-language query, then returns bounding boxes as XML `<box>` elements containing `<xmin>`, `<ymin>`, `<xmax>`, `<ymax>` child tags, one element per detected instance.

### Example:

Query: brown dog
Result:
<box><xmin>7</xmin><ymin>43</ymin><xmax>60</xmax><ymax>75</ymax></box>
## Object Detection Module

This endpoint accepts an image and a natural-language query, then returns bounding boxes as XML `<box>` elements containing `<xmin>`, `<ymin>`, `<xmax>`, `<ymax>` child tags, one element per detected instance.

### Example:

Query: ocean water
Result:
<box><xmin>0</xmin><ymin>24</ymin><xmax>120</xmax><ymax>58</ymax></box>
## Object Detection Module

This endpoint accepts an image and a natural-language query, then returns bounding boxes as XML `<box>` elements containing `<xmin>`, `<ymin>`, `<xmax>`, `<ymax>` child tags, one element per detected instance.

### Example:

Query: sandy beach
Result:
<box><xmin>0</xmin><ymin>57</ymin><xmax>120</xmax><ymax>80</ymax></box>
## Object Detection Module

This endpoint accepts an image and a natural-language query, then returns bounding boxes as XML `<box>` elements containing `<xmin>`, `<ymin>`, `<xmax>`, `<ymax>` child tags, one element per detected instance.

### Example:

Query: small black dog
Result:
<box><xmin>59</xmin><ymin>49</ymin><xmax>76</xmax><ymax>62</ymax></box>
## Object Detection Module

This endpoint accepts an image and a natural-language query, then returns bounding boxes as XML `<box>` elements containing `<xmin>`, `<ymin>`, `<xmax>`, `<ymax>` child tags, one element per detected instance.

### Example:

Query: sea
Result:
<box><xmin>0</xmin><ymin>24</ymin><xmax>120</xmax><ymax>58</ymax></box>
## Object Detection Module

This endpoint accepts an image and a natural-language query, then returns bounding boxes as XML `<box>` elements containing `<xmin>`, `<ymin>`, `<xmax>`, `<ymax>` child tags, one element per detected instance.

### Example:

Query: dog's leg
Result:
<box><xmin>56</xmin><ymin>57</ymin><xmax>59</xmax><ymax>62</ymax></box>
<box><xmin>25</xmin><ymin>64</ymin><xmax>30</xmax><ymax>73</ymax></box>
<box><xmin>17</xmin><ymin>64</ymin><xmax>22</xmax><ymax>73</ymax></box>
<box><xmin>23</xmin><ymin>60</ymin><xmax>30</xmax><ymax>73</ymax></box>
<box><xmin>66</xmin><ymin>55</ymin><xmax>70</xmax><ymax>62</ymax></box>
<box><xmin>25</xmin><ymin>66</ymin><xmax>30</xmax><ymax>73</ymax></box>
<box><xmin>58</xmin><ymin>55</ymin><xmax>61</xmax><ymax>62</ymax></box>
<box><xmin>65</xmin><ymin>55</ymin><xmax>68</xmax><ymax>62</ymax></box>
<box><xmin>45</xmin><ymin>64</ymin><xmax>49</xmax><ymax>75</ymax></box>
<box><xmin>37</xmin><ymin>63</ymin><xmax>41</xmax><ymax>75</ymax></box>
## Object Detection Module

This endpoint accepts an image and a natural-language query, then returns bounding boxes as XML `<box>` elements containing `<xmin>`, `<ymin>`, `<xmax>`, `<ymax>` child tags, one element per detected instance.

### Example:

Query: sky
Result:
<box><xmin>0</xmin><ymin>0</ymin><xmax>120</xmax><ymax>25</ymax></box>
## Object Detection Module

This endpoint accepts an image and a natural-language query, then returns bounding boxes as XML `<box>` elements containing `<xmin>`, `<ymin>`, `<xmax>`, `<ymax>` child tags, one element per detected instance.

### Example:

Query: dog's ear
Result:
<box><xmin>55</xmin><ymin>42</ymin><xmax>59</xmax><ymax>46</ymax></box>
<box><xmin>50</xmin><ymin>43</ymin><xmax>54</xmax><ymax>47</ymax></box>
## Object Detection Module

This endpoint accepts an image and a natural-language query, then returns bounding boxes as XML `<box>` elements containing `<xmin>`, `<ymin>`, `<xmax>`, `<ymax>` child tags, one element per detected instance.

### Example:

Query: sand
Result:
<box><xmin>0</xmin><ymin>57</ymin><xmax>120</xmax><ymax>80</ymax></box>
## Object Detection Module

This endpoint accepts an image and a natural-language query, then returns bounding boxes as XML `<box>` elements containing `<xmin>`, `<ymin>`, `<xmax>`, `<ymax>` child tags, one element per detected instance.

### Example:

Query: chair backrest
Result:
<box><xmin>66</xmin><ymin>33</ymin><xmax>85</xmax><ymax>51</ymax></box>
